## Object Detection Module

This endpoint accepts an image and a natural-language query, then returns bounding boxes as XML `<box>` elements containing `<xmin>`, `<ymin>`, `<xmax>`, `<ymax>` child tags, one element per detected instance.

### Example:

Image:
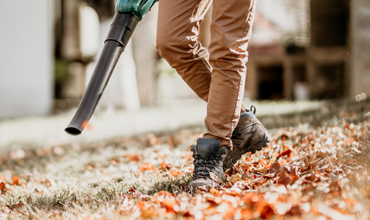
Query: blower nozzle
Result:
<box><xmin>65</xmin><ymin>12</ymin><xmax>138</xmax><ymax>135</ymax></box>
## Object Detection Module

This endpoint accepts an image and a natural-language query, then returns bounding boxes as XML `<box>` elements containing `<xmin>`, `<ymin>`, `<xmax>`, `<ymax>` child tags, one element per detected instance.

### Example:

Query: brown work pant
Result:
<box><xmin>156</xmin><ymin>0</ymin><xmax>256</xmax><ymax>149</ymax></box>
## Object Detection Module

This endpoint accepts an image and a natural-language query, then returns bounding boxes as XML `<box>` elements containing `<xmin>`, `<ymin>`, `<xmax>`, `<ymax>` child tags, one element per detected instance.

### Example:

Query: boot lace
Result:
<box><xmin>232</xmin><ymin>105</ymin><xmax>258</xmax><ymax>139</ymax></box>
<box><xmin>192</xmin><ymin>152</ymin><xmax>222</xmax><ymax>180</ymax></box>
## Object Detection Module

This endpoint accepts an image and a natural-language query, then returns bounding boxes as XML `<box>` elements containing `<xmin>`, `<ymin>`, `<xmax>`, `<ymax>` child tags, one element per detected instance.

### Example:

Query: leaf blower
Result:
<box><xmin>65</xmin><ymin>0</ymin><xmax>158</xmax><ymax>135</ymax></box>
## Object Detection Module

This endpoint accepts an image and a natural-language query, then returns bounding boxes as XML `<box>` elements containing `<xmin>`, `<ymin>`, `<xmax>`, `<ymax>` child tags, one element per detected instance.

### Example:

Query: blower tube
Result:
<box><xmin>65</xmin><ymin>12</ymin><xmax>138</xmax><ymax>135</ymax></box>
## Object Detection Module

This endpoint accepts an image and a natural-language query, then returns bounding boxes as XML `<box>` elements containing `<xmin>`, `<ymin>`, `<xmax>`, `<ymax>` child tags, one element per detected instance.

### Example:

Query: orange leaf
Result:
<box><xmin>12</xmin><ymin>176</ymin><xmax>20</xmax><ymax>185</ymax></box>
<box><xmin>141</xmin><ymin>163</ymin><xmax>157</xmax><ymax>172</ymax></box>
<box><xmin>156</xmin><ymin>191</ymin><xmax>172</xmax><ymax>198</ymax></box>
<box><xmin>0</xmin><ymin>182</ymin><xmax>6</xmax><ymax>194</ymax></box>
<box><xmin>346</xmin><ymin>138</ymin><xmax>355</xmax><ymax>144</ymax></box>
<box><xmin>279</xmin><ymin>159</ymin><xmax>287</xmax><ymax>166</ymax></box>
<box><xmin>44</xmin><ymin>179</ymin><xmax>56</xmax><ymax>188</ymax></box>
<box><xmin>170</xmin><ymin>170</ymin><xmax>183</xmax><ymax>177</ymax></box>
<box><xmin>161</xmin><ymin>198</ymin><xmax>180</xmax><ymax>213</ymax></box>
<box><xmin>225</xmin><ymin>206</ymin><xmax>237</xmax><ymax>219</ymax></box>
<box><xmin>129</xmin><ymin>154</ymin><xmax>141</xmax><ymax>162</ymax></box>
<box><xmin>209</xmin><ymin>189</ymin><xmax>220</xmax><ymax>196</ymax></box>
<box><xmin>35</xmin><ymin>188</ymin><xmax>44</xmax><ymax>194</ymax></box>
<box><xmin>136</xmin><ymin>201</ymin><xmax>146</xmax><ymax>209</ymax></box>
<box><xmin>160</xmin><ymin>161</ymin><xmax>167</xmax><ymax>170</ymax></box>
<box><xmin>278</xmin><ymin>149</ymin><xmax>292</xmax><ymax>159</ymax></box>
<box><xmin>0</xmin><ymin>182</ymin><xmax>5</xmax><ymax>190</ymax></box>
<box><xmin>256</xmin><ymin>202</ymin><xmax>274</xmax><ymax>219</ymax></box>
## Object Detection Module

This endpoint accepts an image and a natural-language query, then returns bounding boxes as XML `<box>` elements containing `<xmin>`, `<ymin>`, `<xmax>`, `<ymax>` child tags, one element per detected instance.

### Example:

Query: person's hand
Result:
<box><xmin>115</xmin><ymin>0</ymin><xmax>158</xmax><ymax>21</ymax></box>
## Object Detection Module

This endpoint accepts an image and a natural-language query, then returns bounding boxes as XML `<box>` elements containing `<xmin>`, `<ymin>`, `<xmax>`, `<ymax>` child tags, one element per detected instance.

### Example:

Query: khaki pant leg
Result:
<box><xmin>156</xmin><ymin>0</ymin><xmax>213</xmax><ymax>102</ymax></box>
<box><xmin>203</xmin><ymin>0</ymin><xmax>256</xmax><ymax>149</ymax></box>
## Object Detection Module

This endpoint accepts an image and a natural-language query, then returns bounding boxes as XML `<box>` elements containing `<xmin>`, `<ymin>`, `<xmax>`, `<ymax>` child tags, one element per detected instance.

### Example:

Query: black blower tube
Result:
<box><xmin>65</xmin><ymin>12</ymin><xmax>139</xmax><ymax>135</ymax></box>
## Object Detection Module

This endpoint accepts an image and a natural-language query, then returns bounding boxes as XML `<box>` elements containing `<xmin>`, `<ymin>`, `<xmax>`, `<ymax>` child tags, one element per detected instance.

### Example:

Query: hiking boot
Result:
<box><xmin>188</xmin><ymin>138</ymin><xmax>228</xmax><ymax>192</ymax></box>
<box><xmin>224</xmin><ymin>106</ymin><xmax>271</xmax><ymax>170</ymax></box>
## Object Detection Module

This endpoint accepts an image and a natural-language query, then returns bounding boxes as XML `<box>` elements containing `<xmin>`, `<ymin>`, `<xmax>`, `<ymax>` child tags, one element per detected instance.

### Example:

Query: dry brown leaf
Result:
<box><xmin>0</xmin><ymin>182</ymin><xmax>7</xmax><ymax>194</ymax></box>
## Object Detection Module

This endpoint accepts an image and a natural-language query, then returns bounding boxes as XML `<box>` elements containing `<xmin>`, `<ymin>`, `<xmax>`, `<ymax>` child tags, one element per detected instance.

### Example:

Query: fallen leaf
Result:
<box><xmin>161</xmin><ymin>198</ymin><xmax>180</xmax><ymax>213</ymax></box>
<box><xmin>141</xmin><ymin>163</ymin><xmax>157</xmax><ymax>172</ymax></box>
<box><xmin>0</xmin><ymin>182</ymin><xmax>7</xmax><ymax>194</ymax></box>
<box><xmin>170</xmin><ymin>170</ymin><xmax>183</xmax><ymax>177</ymax></box>
<box><xmin>160</xmin><ymin>160</ymin><xmax>167</xmax><ymax>170</ymax></box>
<box><xmin>12</xmin><ymin>176</ymin><xmax>20</xmax><ymax>185</ymax></box>
<box><xmin>129</xmin><ymin>154</ymin><xmax>142</xmax><ymax>162</ymax></box>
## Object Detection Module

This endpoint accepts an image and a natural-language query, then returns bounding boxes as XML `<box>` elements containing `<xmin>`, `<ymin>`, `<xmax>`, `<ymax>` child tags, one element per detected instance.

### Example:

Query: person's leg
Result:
<box><xmin>157</xmin><ymin>0</ymin><xmax>230</xmax><ymax>193</ymax></box>
<box><xmin>156</xmin><ymin>0</ymin><xmax>213</xmax><ymax>102</ymax></box>
<box><xmin>157</xmin><ymin>0</ymin><xmax>248</xmax><ymax>111</ymax></box>
<box><xmin>203</xmin><ymin>0</ymin><xmax>257</xmax><ymax>149</ymax></box>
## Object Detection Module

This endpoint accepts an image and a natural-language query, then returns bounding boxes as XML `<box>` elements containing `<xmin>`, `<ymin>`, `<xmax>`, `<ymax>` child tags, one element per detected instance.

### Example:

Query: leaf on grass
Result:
<box><xmin>11</xmin><ymin>176</ymin><xmax>20</xmax><ymax>186</ymax></box>
<box><xmin>141</xmin><ymin>163</ymin><xmax>157</xmax><ymax>172</ymax></box>
<box><xmin>277</xmin><ymin>170</ymin><xmax>292</xmax><ymax>186</ymax></box>
<box><xmin>129</xmin><ymin>154</ymin><xmax>142</xmax><ymax>162</ymax></box>
<box><xmin>0</xmin><ymin>182</ymin><xmax>7</xmax><ymax>194</ymax></box>
<box><xmin>279</xmin><ymin>159</ymin><xmax>288</xmax><ymax>166</ymax></box>
<box><xmin>48</xmin><ymin>212</ymin><xmax>62</xmax><ymax>218</ymax></box>
<box><xmin>156</xmin><ymin>191</ymin><xmax>173</xmax><ymax>198</ymax></box>
<box><xmin>44</xmin><ymin>179</ymin><xmax>56</xmax><ymax>188</ymax></box>
<box><xmin>136</xmin><ymin>201</ymin><xmax>146</xmax><ymax>209</ymax></box>
<box><xmin>278</xmin><ymin>149</ymin><xmax>292</xmax><ymax>159</ymax></box>
<box><xmin>160</xmin><ymin>160</ymin><xmax>167</xmax><ymax>170</ymax></box>
<box><xmin>10</xmin><ymin>202</ymin><xmax>24</xmax><ymax>210</ymax></box>
<box><xmin>269</xmin><ymin>161</ymin><xmax>280</xmax><ymax>174</ymax></box>
<box><xmin>256</xmin><ymin>202</ymin><xmax>274</xmax><ymax>219</ymax></box>
<box><xmin>209</xmin><ymin>189</ymin><xmax>220</xmax><ymax>196</ymax></box>
<box><xmin>35</xmin><ymin>188</ymin><xmax>44</xmax><ymax>194</ymax></box>
<box><xmin>161</xmin><ymin>198</ymin><xmax>180</xmax><ymax>213</ymax></box>
<box><xmin>170</xmin><ymin>170</ymin><xmax>183</xmax><ymax>177</ymax></box>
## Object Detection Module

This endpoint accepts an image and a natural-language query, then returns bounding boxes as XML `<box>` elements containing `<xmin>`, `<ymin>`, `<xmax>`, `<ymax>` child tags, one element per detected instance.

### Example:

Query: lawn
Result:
<box><xmin>0</xmin><ymin>100</ymin><xmax>369</xmax><ymax>219</ymax></box>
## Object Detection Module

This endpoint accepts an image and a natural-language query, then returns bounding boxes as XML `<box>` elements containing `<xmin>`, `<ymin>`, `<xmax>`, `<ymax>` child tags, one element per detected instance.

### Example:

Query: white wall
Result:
<box><xmin>0</xmin><ymin>0</ymin><xmax>53</xmax><ymax>118</ymax></box>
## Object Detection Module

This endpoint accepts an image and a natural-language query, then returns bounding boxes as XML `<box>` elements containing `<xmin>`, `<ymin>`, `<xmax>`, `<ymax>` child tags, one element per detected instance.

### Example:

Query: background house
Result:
<box><xmin>246</xmin><ymin>0</ymin><xmax>370</xmax><ymax>101</ymax></box>
<box><xmin>1</xmin><ymin>0</ymin><xmax>370</xmax><ymax>118</ymax></box>
<box><xmin>0</xmin><ymin>0</ymin><xmax>54</xmax><ymax>118</ymax></box>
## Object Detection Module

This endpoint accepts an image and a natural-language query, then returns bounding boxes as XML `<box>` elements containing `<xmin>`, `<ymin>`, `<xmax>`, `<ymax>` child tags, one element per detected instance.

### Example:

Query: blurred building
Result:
<box><xmin>246</xmin><ymin>0</ymin><xmax>370</xmax><ymax>100</ymax></box>
<box><xmin>0</xmin><ymin>1</ymin><xmax>54</xmax><ymax>118</ymax></box>
<box><xmin>1</xmin><ymin>0</ymin><xmax>370</xmax><ymax>118</ymax></box>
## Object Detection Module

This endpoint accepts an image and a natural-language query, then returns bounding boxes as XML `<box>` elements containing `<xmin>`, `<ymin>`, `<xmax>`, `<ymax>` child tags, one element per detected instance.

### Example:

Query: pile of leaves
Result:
<box><xmin>0</xmin><ymin>120</ymin><xmax>369</xmax><ymax>219</ymax></box>
<box><xmin>113</xmin><ymin>123</ymin><xmax>370</xmax><ymax>219</ymax></box>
